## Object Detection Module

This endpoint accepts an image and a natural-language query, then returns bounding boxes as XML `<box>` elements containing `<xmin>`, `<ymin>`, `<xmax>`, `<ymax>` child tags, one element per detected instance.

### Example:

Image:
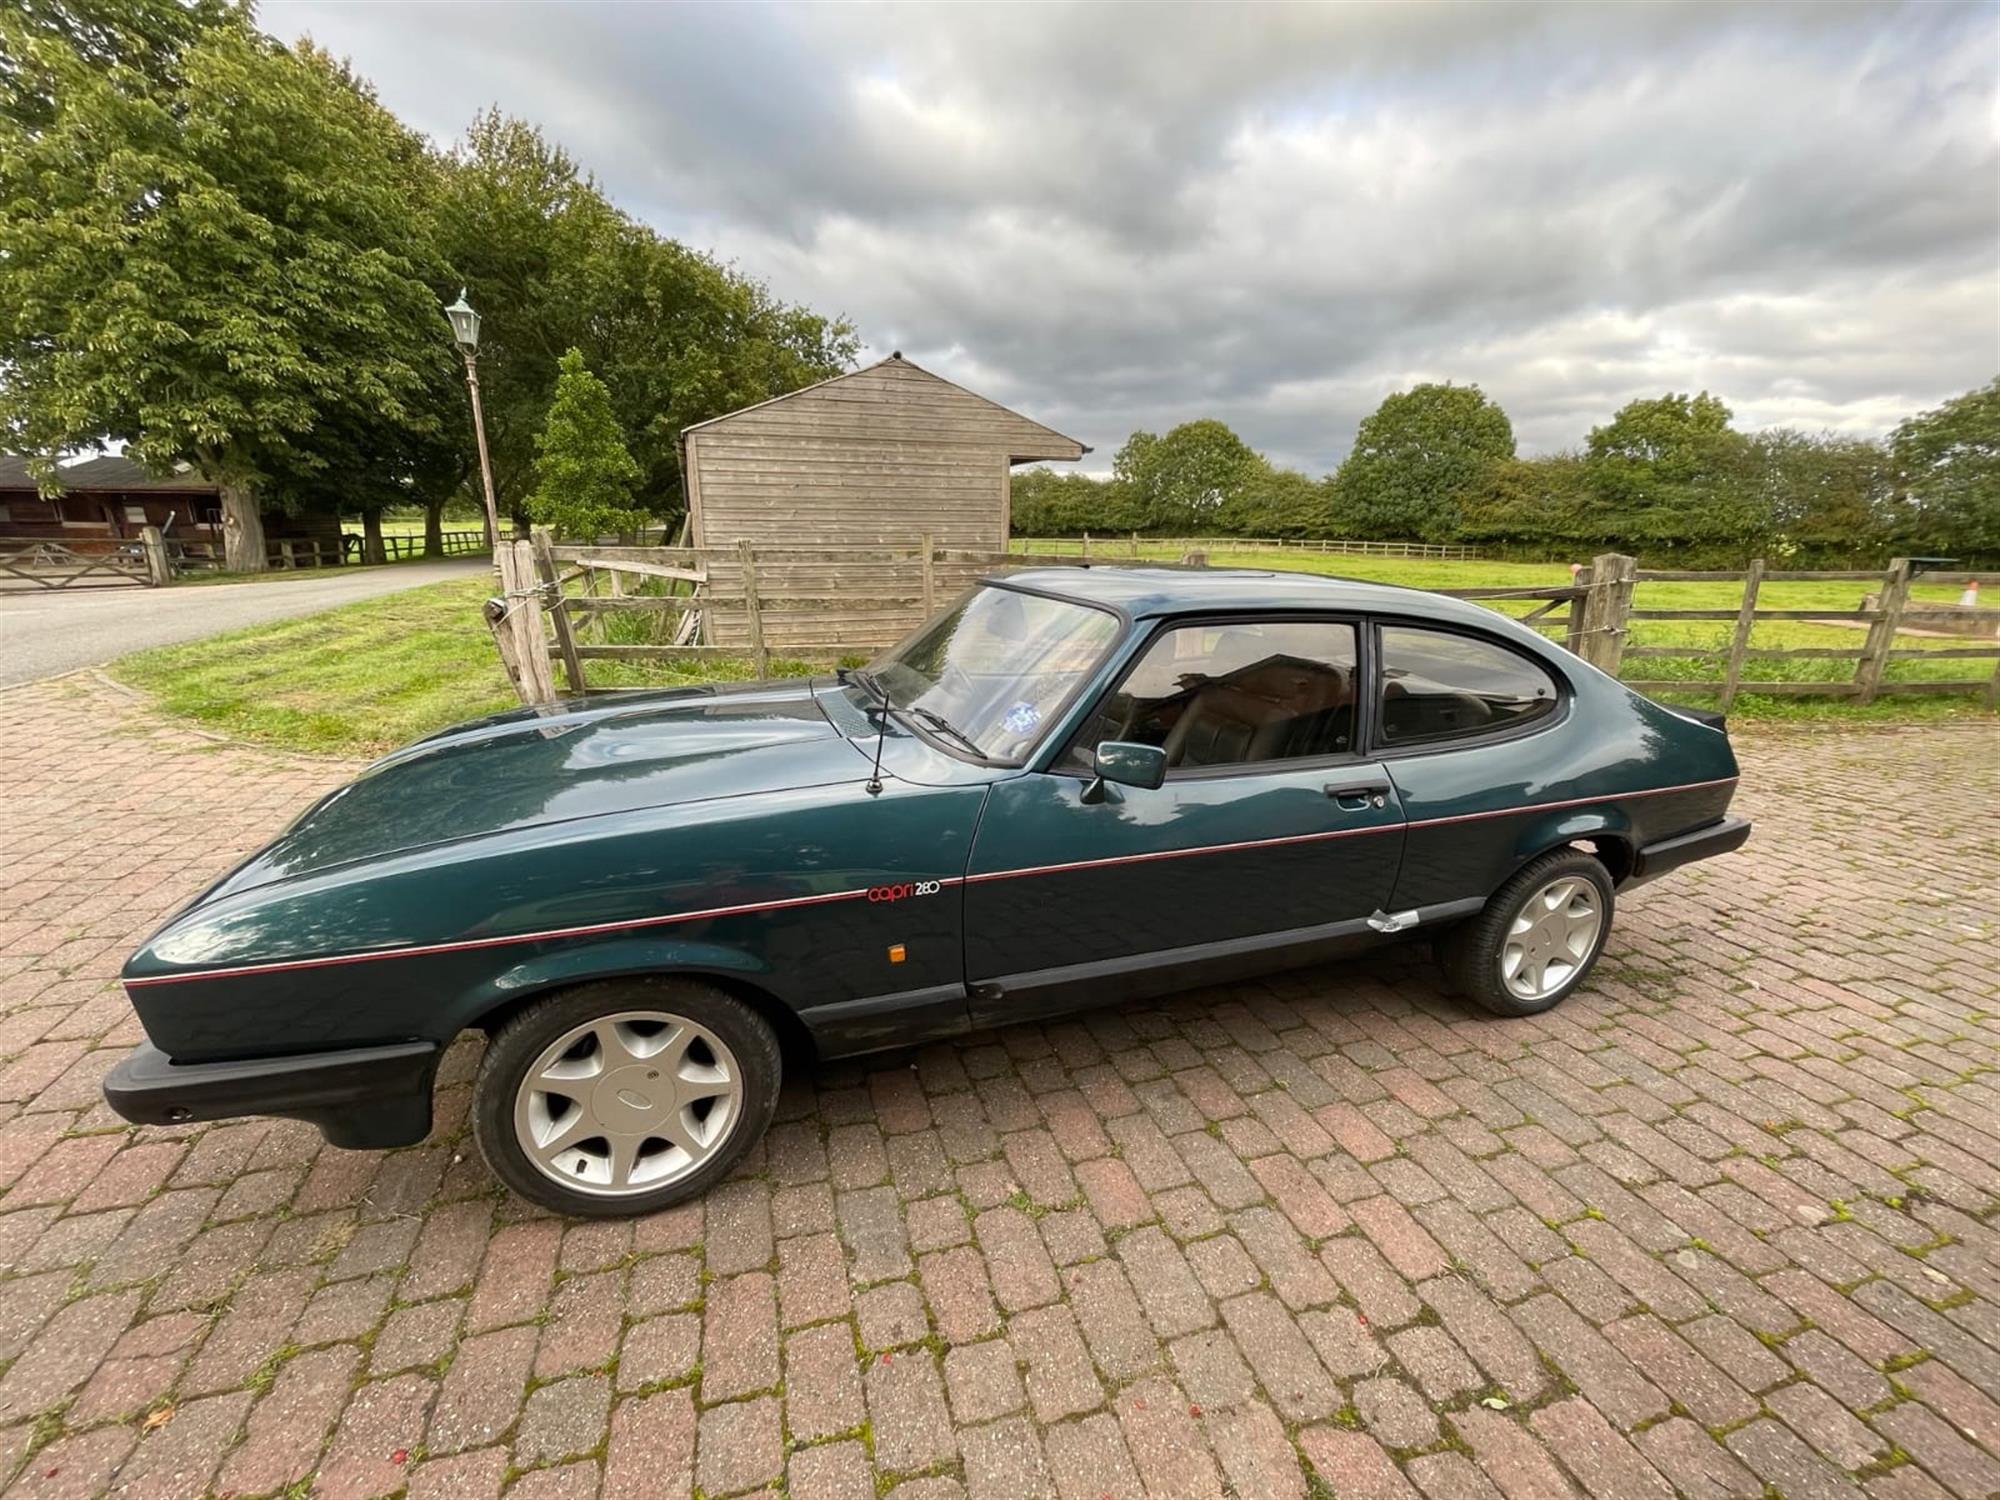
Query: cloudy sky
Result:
<box><xmin>266</xmin><ymin>1</ymin><xmax>1998</xmax><ymax>474</ymax></box>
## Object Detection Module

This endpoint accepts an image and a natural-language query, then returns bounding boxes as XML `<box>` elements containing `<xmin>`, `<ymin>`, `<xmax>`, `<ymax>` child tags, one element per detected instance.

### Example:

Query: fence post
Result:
<box><xmin>1564</xmin><ymin>564</ymin><xmax>1590</xmax><ymax>656</ymax></box>
<box><xmin>1718</xmin><ymin>558</ymin><xmax>1765</xmax><ymax>712</ymax></box>
<box><xmin>482</xmin><ymin>590</ymin><xmax>538</xmax><ymax>704</ymax></box>
<box><xmin>490</xmin><ymin>541</ymin><xmax>556</xmax><ymax>705</ymax></box>
<box><xmin>919</xmin><ymin>532</ymin><xmax>935</xmax><ymax>618</ymax></box>
<box><xmin>138</xmin><ymin>525</ymin><xmax>172</xmax><ymax>587</ymax></box>
<box><xmin>1855</xmin><ymin>556</ymin><xmax>1912</xmax><ymax>705</ymax></box>
<box><xmin>1576</xmin><ymin>552</ymin><xmax>1636</xmax><ymax>675</ymax></box>
<box><xmin>1081</xmin><ymin>532</ymin><xmax>1091</xmax><ymax>560</ymax></box>
<box><xmin>738</xmin><ymin>539</ymin><xmax>769</xmax><ymax>679</ymax></box>
<box><xmin>532</xmin><ymin>529</ymin><xmax>587</xmax><ymax>693</ymax></box>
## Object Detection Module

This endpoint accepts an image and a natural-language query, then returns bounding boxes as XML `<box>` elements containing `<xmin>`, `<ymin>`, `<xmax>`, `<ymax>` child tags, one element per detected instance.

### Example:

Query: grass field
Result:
<box><xmin>338</xmin><ymin>518</ymin><xmax>468</xmax><ymax>536</ymax></box>
<box><xmin>110</xmin><ymin>549</ymin><xmax>1994</xmax><ymax>757</ymax></box>
<box><xmin>110</xmin><ymin>580</ymin><xmax>811</xmax><ymax>755</ymax></box>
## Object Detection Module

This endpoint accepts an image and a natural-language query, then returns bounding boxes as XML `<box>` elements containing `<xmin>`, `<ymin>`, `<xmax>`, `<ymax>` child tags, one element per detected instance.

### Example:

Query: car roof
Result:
<box><xmin>992</xmin><ymin>565</ymin><xmax>1527</xmax><ymax>633</ymax></box>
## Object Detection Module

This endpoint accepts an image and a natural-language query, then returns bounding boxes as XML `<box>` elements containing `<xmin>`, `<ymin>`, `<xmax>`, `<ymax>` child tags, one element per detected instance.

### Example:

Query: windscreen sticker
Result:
<box><xmin>1002</xmin><ymin>701</ymin><xmax>1042</xmax><ymax>735</ymax></box>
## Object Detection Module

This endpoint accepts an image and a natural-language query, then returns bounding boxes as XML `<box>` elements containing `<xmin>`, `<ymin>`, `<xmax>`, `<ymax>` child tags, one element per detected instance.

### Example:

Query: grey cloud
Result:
<box><xmin>269</xmin><ymin>0</ymin><xmax>1996</xmax><ymax>474</ymax></box>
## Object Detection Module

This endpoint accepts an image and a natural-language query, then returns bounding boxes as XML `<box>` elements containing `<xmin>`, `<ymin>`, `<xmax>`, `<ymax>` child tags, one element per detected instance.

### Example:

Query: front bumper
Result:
<box><xmin>1630</xmin><ymin>816</ymin><xmax>1751</xmax><ymax>887</ymax></box>
<box><xmin>103</xmin><ymin>1039</ymin><xmax>441</xmax><ymax>1150</ymax></box>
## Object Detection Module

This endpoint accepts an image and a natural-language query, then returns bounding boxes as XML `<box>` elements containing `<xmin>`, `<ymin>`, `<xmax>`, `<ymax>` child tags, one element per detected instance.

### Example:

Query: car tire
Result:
<box><xmin>472</xmin><ymin>976</ymin><xmax>782</xmax><ymax>1218</ymax></box>
<box><xmin>1438</xmin><ymin>848</ymin><xmax>1614</xmax><ymax>1018</ymax></box>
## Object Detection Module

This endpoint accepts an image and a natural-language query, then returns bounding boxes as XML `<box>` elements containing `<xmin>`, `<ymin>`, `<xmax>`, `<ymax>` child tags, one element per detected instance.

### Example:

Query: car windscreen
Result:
<box><xmin>867</xmin><ymin>585</ymin><xmax>1121</xmax><ymax>761</ymax></box>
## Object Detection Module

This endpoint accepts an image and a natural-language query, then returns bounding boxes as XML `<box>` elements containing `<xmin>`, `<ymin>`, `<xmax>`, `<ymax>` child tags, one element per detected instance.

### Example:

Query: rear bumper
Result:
<box><xmin>103</xmin><ymin>1039</ymin><xmax>440</xmax><ymax>1150</ymax></box>
<box><xmin>1630</xmin><ymin>816</ymin><xmax>1751</xmax><ymax>887</ymax></box>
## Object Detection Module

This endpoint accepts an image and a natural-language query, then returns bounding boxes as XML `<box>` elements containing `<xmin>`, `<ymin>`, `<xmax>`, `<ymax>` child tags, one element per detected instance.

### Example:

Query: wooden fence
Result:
<box><xmin>481</xmin><ymin>540</ymin><xmax>1998</xmax><ymax>711</ymax></box>
<box><xmin>170</xmin><ymin>529</ymin><xmax>488</xmax><ymax>571</ymax></box>
<box><xmin>515</xmin><ymin>536</ymin><xmax>1165</xmax><ymax>693</ymax></box>
<box><xmin>365</xmin><ymin>530</ymin><xmax>489</xmax><ymax>563</ymax></box>
<box><xmin>485</xmin><ymin>534</ymin><xmax>1568</xmax><ymax>704</ymax></box>
<box><xmin>1584</xmin><ymin>560</ymin><xmax>1992</xmax><ymax>712</ymax></box>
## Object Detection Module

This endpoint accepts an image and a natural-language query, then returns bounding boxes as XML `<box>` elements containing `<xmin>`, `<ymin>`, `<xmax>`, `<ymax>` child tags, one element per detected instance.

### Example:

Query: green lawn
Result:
<box><xmin>110</xmin><ymin>551</ymin><xmax>1993</xmax><ymax>758</ymax></box>
<box><xmin>113</xmin><ymin>579</ymin><xmax>518</xmax><ymax>753</ymax></box>
<box><xmin>109</xmin><ymin>579</ymin><xmax>808</xmax><ymax>756</ymax></box>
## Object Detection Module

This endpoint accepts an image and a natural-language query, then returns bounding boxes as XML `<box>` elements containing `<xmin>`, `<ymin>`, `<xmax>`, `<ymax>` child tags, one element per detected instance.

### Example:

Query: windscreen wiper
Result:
<box><xmin>838</xmin><ymin>666</ymin><xmax>891</xmax><ymax>711</ymax></box>
<box><xmin>900</xmin><ymin>705</ymin><xmax>988</xmax><ymax>759</ymax></box>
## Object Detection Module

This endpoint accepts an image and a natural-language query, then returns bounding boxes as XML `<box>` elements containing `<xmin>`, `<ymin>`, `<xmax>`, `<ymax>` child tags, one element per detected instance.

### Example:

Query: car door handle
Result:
<box><xmin>1324</xmin><ymin>780</ymin><xmax>1390</xmax><ymax>810</ymax></box>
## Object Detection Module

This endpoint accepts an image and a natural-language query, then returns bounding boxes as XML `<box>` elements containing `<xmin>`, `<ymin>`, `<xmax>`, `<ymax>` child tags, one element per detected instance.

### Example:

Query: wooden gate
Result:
<box><xmin>0</xmin><ymin>541</ymin><xmax>156</xmax><ymax>590</ymax></box>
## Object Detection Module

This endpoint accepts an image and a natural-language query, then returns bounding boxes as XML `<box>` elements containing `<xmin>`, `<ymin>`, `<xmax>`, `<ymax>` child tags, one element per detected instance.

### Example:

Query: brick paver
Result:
<box><xmin>1</xmin><ymin>671</ymin><xmax>1997</xmax><ymax>1497</ymax></box>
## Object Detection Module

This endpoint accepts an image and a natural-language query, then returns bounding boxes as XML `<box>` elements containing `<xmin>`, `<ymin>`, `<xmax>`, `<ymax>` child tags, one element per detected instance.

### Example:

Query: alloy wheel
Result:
<box><xmin>512</xmin><ymin>1009</ymin><xmax>743</xmax><ymax>1198</ymax></box>
<box><xmin>1499</xmin><ymin>876</ymin><xmax>1603</xmax><ymax>1002</ymax></box>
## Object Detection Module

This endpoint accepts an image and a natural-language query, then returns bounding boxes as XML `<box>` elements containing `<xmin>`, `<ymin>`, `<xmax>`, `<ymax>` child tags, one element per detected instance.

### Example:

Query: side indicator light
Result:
<box><xmin>887</xmin><ymin>944</ymin><xmax>906</xmax><ymax>964</ymax></box>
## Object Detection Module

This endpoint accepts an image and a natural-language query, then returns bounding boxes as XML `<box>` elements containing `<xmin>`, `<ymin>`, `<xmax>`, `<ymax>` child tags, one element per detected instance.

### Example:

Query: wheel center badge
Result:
<box><xmin>615</xmin><ymin>1088</ymin><xmax>654</xmax><ymax>1111</ymax></box>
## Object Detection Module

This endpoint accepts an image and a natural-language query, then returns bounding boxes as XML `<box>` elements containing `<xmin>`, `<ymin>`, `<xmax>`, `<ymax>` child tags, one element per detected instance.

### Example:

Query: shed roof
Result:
<box><xmin>0</xmin><ymin>455</ymin><xmax>216</xmax><ymax>493</ymax></box>
<box><xmin>680</xmin><ymin>354</ymin><xmax>1088</xmax><ymax>462</ymax></box>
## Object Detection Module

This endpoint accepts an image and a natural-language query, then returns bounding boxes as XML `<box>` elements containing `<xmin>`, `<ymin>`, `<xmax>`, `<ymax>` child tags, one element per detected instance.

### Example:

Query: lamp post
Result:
<box><xmin>444</xmin><ymin>289</ymin><xmax>502</xmax><ymax>553</ymax></box>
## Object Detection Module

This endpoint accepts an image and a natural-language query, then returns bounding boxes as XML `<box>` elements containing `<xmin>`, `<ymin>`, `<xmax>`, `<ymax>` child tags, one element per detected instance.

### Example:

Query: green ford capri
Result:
<box><xmin>105</xmin><ymin>567</ymin><xmax>1748</xmax><ymax>1216</ymax></box>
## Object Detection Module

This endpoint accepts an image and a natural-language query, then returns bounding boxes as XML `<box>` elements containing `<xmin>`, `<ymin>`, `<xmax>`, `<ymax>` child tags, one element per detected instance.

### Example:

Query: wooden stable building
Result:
<box><xmin>679</xmin><ymin>354</ymin><xmax>1087</xmax><ymax>551</ymax></box>
<box><xmin>0</xmin><ymin>455</ymin><xmax>224</xmax><ymax>547</ymax></box>
<box><xmin>0</xmin><ymin>455</ymin><xmax>342</xmax><ymax>564</ymax></box>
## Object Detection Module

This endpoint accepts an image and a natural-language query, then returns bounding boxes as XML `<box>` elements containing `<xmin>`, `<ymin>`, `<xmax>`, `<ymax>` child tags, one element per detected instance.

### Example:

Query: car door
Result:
<box><xmin>963</xmin><ymin>615</ymin><xmax>1406</xmax><ymax>1027</ymax></box>
<box><xmin>1372</xmin><ymin>621</ymin><xmax>1571</xmax><ymax>911</ymax></box>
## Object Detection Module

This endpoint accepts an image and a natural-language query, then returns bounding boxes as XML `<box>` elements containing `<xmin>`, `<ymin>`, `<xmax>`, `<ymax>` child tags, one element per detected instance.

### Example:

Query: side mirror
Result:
<box><xmin>1083</xmin><ymin>741</ymin><xmax>1166</xmax><ymax>802</ymax></box>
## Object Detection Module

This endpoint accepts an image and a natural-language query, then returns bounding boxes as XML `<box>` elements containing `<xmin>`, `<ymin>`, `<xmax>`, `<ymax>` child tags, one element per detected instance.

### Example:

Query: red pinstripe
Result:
<box><xmin>126</xmin><ymin>776</ymin><xmax>1734</xmax><ymax>988</ymax></box>
<box><xmin>961</xmin><ymin>774</ymin><xmax>1738</xmax><ymax>885</ymax></box>
<box><xmin>124</xmin><ymin>883</ymin><xmax>950</xmax><ymax>988</ymax></box>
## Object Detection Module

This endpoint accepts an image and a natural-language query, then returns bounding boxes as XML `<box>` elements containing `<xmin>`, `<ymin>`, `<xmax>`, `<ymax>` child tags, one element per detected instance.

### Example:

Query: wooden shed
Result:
<box><xmin>680</xmin><ymin>353</ymin><xmax>1087</xmax><ymax>551</ymax></box>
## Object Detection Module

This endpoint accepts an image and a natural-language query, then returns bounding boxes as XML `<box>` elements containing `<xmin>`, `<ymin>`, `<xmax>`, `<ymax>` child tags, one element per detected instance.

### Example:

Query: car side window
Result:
<box><xmin>1064</xmin><ymin>620</ymin><xmax>1360</xmax><ymax>773</ymax></box>
<box><xmin>1376</xmin><ymin>625</ymin><xmax>1558</xmax><ymax>747</ymax></box>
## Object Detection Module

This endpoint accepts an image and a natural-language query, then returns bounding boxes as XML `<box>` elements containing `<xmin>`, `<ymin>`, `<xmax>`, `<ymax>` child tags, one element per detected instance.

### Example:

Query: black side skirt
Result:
<box><xmin>968</xmin><ymin>899</ymin><xmax>1485</xmax><ymax>1030</ymax></box>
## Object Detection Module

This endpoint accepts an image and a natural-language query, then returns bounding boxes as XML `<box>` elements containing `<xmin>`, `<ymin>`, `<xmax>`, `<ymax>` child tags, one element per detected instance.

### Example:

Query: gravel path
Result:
<box><xmin>0</xmin><ymin>559</ymin><xmax>487</xmax><ymax>686</ymax></box>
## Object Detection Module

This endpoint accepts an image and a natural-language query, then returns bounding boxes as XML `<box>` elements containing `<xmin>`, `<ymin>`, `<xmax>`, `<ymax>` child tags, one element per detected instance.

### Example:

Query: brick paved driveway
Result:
<box><xmin>2</xmin><ymin>673</ymin><xmax>1997</xmax><ymax>1500</ymax></box>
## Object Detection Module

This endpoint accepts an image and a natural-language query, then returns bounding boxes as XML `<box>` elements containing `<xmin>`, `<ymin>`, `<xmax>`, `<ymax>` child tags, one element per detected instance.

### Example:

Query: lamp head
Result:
<box><xmin>443</xmin><ymin>289</ymin><xmax>480</xmax><ymax>352</ymax></box>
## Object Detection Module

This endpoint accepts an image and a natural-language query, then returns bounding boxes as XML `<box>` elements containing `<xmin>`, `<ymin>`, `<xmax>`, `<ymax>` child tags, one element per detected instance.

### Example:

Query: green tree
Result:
<box><xmin>1742</xmin><ymin>429</ymin><xmax>1894</xmax><ymax>562</ymax></box>
<box><xmin>432</xmin><ymin>114</ymin><xmax>629</xmax><ymax>519</ymax></box>
<box><xmin>0</xmin><ymin>6</ymin><xmax>457</xmax><ymax>569</ymax></box>
<box><xmin>1332</xmin><ymin>383</ymin><xmax>1516</xmax><ymax>542</ymax></box>
<box><xmin>1218</xmin><ymin>466</ymin><xmax>1333</xmax><ymax>538</ymax></box>
<box><xmin>1580</xmin><ymin>391</ymin><xmax>1763</xmax><ymax>553</ymax></box>
<box><xmin>525</xmin><ymin>349</ymin><xmax>644</xmax><ymax>539</ymax></box>
<box><xmin>1113</xmin><ymin>420</ymin><xmax>1264</xmax><ymax>533</ymax></box>
<box><xmin>1009</xmin><ymin>468</ymin><xmax>1138</xmax><ymax>536</ymax></box>
<box><xmin>1890</xmin><ymin>379</ymin><xmax>2000</xmax><ymax>558</ymax></box>
<box><xmin>1455</xmin><ymin>453</ymin><xmax>1594</xmax><ymax>551</ymax></box>
<box><xmin>1</xmin><ymin>0</ymin><xmax>235</xmax><ymax>130</ymax></box>
<box><xmin>436</xmin><ymin>113</ymin><xmax>857</xmax><ymax>530</ymax></box>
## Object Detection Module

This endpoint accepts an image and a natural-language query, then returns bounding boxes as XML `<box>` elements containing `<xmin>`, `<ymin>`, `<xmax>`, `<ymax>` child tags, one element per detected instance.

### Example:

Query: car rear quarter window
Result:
<box><xmin>1376</xmin><ymin>625</ymin><xmax>1559</xmax><ymax>747</ymax></box>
